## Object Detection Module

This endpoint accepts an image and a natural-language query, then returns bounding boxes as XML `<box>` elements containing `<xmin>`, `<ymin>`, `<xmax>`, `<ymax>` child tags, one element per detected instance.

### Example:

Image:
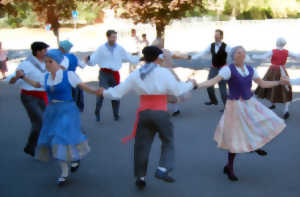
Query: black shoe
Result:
<box><xmin>205</xmin><ymin>101</ymin><xmax>218</xmax><ymax>106</ymax></box>
<box><xmin>255</xmin><ymin>149</ymin><xmax>268</xmax><ymax>156</ymax></box>
<box><xmin>283</xmin><ymin>112</ymin><xmax>290</xmax><ymax>120</ymax></box>
<box><xmin>269</xmin><ymin>105</ymin><xmax>276</xmax><ymax>109</ymax></box>
<box><xmin>56</xmin><ymin>176</ymin><xmax>68</xmax><ymax>186</ymax></box>
<box><xmin>95</xmin><ymin>112</ymin><xmax>100</xmax><ymax>122</ymax></box>
<box><xmin>70</xmin><ymin>161</ymin><xmax>80</xmax><ymax>173</ymax></box>
<box><xmin>172</xmin><ymin>110</ymin><xmax>181</xmax><ymax>117</ymax></box>
<box><xmin>24</xmin><ymin>146</ymin><xmax>35</xmax><ymax>157</ymax></box>
<box><xmin>155</xmin><ymin>169</ymin><xmax>176</xmax><ymax>183</ymax></box>
<box><xmin>114</xmin><ymin>115</ymin><xmax>120</xmax><ymax>121</ymax></box>
<box><xmin>135</xmin><ymin>178</ymin><xmax>146</xmax><ymax>190</ymax></box>
<box><xmin>223</xmin><ymin>166</ymin><xmax>238</xmax><ymax>181</ymax></box>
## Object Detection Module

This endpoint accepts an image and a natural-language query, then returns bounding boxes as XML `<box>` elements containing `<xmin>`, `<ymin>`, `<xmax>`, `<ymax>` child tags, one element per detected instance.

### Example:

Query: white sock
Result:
<box><xmin>59</xmin><ymin>161</ymin><xmax>69</xmax><ymax>178</ymax></box>
<box><xmin>158</xmin><ymin>166</ymin><xmax>167</xmax><ymax>172</ymax></box>
<box><xmin>139</xmin><ymin>177</ymin><xmax>145</xmax><ymax>181</ymax></box>
<box><xmin>283</xmin><ymin>102</ymin><xmax>290</xmax><ymax>114</ymax></box>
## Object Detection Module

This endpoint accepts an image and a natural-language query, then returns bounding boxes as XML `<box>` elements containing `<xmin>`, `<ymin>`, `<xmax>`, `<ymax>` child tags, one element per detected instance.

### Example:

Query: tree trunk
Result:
<box><xmin>155</xmin><ymin>23</ymin><xmax>166</xmax><ymax>47</ymax></box>
<box><xmin>53</xmin><ymin>27</ymin><xmax>60</xmax><ymax>47</ymax></box>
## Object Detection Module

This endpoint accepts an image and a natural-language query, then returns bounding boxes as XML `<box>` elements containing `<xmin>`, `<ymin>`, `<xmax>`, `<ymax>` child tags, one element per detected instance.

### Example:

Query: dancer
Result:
<box><xmin>99</xmin><ymin>46</ymin><xmax>197</xmax><ymax>189</ymax></box>
<box><xmin>196</xmin><ymin>46</ymin><xmax>287</xmax><ymax>181</ymax></box>
<box><xmin>140</xmin><ymin>33</ymin><xmax>149</xmax><ymax>50</ymax></box>
<box><xmin>192</xmin><ymin>29</ymin><xmax>231</xmax><ymax>111</ymax></box>
<box><xmin>152</xmin><ymin>38</ymin><xmax>191</xmax><ymax>116</ymax></box>
<box><xmin>85</xmin><ymin>29</ymin><xmax>139</xmax><ymax>122</ymax></box>
<box><xmin>0</xmin><ymin>42</ymin><xmax>8</xmax><ymax>79</ymax></box>
<box><xmin>17</xmin><ymin>49</ymin><xmax>101</xmax><ymax>186</ymax></box>
<box><xmin>9</xmin><ymin>42</ymin><xmax>49</xmax><ymax>157</ymax></box>
<box><xmin>59</xmin><ymin>40</ymin><xmax>86</xmax><ymax>112</ymax></box>
<box><xmin>253</xmin><ymin>37</ymin><xmax>300</xmax><ymax>119</ymax></box>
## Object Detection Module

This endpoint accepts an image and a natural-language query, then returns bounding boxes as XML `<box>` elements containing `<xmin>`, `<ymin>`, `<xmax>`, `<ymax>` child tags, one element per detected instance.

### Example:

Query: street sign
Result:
<box><xmin>72</xmin><ymin>10</ymin><xmax>78</xmax><ymax>20</ymax></box>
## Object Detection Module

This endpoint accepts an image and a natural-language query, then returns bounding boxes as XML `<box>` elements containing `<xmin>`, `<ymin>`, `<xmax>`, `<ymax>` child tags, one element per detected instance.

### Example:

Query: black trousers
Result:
<box><xmin>20</xmin><ymin>94</ymin><xmax>46</xmax><ymax>153</ymax></box>
<box><xmin>134</xmin><ymin>110</ymin><xmax>174</xmax><ymax>178</ymax></box>
<box><xmin>207</xmin><ymin>66</ymin><xmax>227</xmax><ymax>105</ymax></box>
<box><xmin>95</xmin><ymin>70</ymin><xmax>120</xmax><ymax>117</ymax></box>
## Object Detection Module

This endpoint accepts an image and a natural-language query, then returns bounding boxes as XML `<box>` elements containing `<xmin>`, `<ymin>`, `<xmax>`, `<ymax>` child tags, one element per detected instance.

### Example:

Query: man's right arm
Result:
<box><xmin>9</xmin><ymin>62</ymin><xmax>26</xmax><ymax>84</ymax></box>
<box><xmin>191</xmin><ymin>45</ymin><xmax>211</xmax><ymax>60</ymax></box>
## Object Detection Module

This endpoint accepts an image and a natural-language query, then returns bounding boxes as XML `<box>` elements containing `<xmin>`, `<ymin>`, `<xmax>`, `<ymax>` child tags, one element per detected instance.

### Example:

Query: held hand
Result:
<box><xmin>84</xmin><ymin>56</ymin><xmax>90</xmax><ymax>63</ymax></box>
<box><xmin>96</xmin><ymin>87</ymin><xmax>105</xmax><ymax>97</ymax></box>
<box><xmin>16</xmin><ymin>70</ymin><xmax>24</xmax><ymax>78</ymax></box>
<box><xmin>280</xmin><ymin>76</ymin><xmax>290</xmax><ymax>85</ymax></box>
<box><xmin>188</xmin><ymin>79</ymin><xmax>197</xmax><ymax>89</ymax></box>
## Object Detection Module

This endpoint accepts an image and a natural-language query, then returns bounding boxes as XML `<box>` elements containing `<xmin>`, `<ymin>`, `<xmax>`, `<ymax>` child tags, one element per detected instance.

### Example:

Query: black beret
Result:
<box><xmin>142</xmin><ymin>46</ymin><xmax>163</xmax><ymax>62</ymax></box>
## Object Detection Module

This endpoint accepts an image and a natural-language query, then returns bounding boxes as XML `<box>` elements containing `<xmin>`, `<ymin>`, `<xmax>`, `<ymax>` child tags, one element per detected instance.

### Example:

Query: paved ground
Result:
<box><xmin>0</xmin><ymin>77</ymin><xmax>300</xmax><ymax>197</ymax></box>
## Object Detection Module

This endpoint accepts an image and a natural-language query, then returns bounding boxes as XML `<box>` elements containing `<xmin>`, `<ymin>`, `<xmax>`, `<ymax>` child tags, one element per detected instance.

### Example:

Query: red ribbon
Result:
<box><xmin>122</xmin><ymin>95</ymin><xmax>168</xmax><ymax>143</ymax></box>
<box><xmin>101</xmin><ymin>68</ymin><xmax>120</xmax><ymax>84</ymax></box>
<box><xmin>21</xmin><ymin>89</ymin><xmax>48</xmax><ymax>105</ymax></box>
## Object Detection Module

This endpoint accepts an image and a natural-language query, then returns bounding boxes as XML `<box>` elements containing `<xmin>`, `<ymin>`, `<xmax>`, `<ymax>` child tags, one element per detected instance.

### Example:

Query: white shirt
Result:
<box><xmin>61</xmin><ymin>56</ymin><xmax>69</xmax><ymax>70</ymax></box>
<box><xmin>218</xmin><ymin>64</ymin><xmax>259</xmax><ymax>80</ymax></box>
<box><xmin>251</xmin><ymin>47</ymin><xmax>300</xmax><ymax>60</ymax></box>
<box><xmin>42</xmin><ymin>69</ymin><xmax>82</xmax><ymax>88</ymax></box>
<box><xmin>88</xmin><ymin>43</ymin><xmax>139</xmax><ymax>71</ymax></box>
<box><xmin>191</xmin><ymin>42</ymin><xmax>232</xmax><ymax>60</ymax></box>
<box><xmin>14</xmin><ymin>57</ymin><xmax>46</xmax><ymax>91</ymax></box>
<box><xmin>128</xmin><ymin>36</ymin><xmax>140</xmax><ymax>53</ymax></box>
<box><xmin>103</xmin><ymin>66</ymin><xmax>194</xmax><ymax>100</ymax></box>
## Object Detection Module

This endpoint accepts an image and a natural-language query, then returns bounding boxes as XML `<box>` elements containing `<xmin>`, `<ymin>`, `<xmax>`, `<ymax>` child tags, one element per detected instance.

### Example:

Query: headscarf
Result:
<box><xmin>59</xmin><ymin>40</ymin><xmax>73</xmax><ymax>53</ymax></box>
<box><xmin>45</xmin><ymin>49</ymin><xmax>64</xmax><ymax>64</ymax></box>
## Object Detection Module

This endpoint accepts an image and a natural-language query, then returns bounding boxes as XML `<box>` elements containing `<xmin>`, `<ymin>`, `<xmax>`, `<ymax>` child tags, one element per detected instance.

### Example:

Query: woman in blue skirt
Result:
<box><xmin>17</xmin><ymin>49</ymin><xmax>102</xmax><ymax>186</ymax></box>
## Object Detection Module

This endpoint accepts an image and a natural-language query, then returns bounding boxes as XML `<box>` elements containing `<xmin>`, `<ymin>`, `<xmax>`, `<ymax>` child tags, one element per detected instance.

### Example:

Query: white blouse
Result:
<box><xmin>251</xmin><ymin>48</ymin><xmax>300</xmax><ymax>60</ymax></box>
<box><xmin>103</xmin><ymin>65</ymin><xmax>193</xmax><ymax>100</ymax></box>
<box><xmin>218</xmin><ymin>64</ymin><xmax>259</xmax><ymax>80</ymax></box>
<box><xmin>42</xmin><ymin>69</ymin><xmax>82</xmax><ymax>88</ymax></box>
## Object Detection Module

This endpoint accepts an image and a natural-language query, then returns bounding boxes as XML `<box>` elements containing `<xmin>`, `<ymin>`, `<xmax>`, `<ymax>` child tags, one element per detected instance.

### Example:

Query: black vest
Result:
<box><xmin>211</xmin><ymin>42</ymin><xmax>227</xmax><ymax>68</ymax></box>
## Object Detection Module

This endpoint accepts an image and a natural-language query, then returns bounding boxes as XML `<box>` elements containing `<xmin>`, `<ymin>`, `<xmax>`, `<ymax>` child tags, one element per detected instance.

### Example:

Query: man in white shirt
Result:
<box><xmin>128</xmin><ymin>29</ymin><xmax>141</xmax><ymax>73</ymax></box>
<box><xmin>85</xmin><ymin>30</ymin><xmax>139</xmax><ymax>122</ymax></box>
<box><xmin>192</xmin><ymin>29</ymin><xmax>231</xmax><ymax>111</ymax></box>
<box><xmin>9</xmin><ymin>41</ymin><xmax>49</xmax><ymax>157</ymax></box>
<box><xmin>99</xmin><ymin>46</ymin><xmax>197</xmax><ymax>189</ymax></box>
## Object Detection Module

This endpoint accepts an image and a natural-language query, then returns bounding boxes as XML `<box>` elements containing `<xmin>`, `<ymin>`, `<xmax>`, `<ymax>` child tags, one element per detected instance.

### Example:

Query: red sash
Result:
<box><xmin>122</xmin><ymin>95</ymin><xmax>168</xmax><ymax>143</ymax></box>
<box><xmin>21</xmin><ymin>89</ymin><xmax>48</xmax><ymax>105</ymax></box>
<box><xmin>101</xmin><ymin>68</ymin><xmax>120</xmax><ymax>84</ymax></box>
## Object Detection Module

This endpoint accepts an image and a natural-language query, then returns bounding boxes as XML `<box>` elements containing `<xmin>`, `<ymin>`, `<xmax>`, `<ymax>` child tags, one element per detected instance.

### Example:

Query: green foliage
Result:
<box><xmin>76</xmin><ymin>2</ymin><xmax>103</xmax><ymax>24</ymax></box>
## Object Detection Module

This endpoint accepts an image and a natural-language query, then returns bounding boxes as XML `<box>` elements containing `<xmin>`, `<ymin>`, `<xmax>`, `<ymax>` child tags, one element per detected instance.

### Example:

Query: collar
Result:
<box><xmin>139</xmin><ymin>63</ymin><xmax>157</xmax><ymax>80</ymax></box>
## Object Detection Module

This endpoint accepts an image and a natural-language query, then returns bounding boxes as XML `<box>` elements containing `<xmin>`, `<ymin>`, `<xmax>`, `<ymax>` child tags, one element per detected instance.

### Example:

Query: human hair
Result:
<box><xmin>215</xmin><ymin>29</ymin><xmax>224</xmax><ymax>38</ymax></box>
<box><xmin>31</xmin><ymin>42</ymin><xmax>49</xmax><ymax>56</ymax></box>
<box><xmin>142</xmin><ymin>33</ymin><xmax>146</xmax><ymax>38</ymax></box>
<box><xmin>106</xmin><ymin>30</ymin><xmax>117</xmax><ymax>37</ymax></box>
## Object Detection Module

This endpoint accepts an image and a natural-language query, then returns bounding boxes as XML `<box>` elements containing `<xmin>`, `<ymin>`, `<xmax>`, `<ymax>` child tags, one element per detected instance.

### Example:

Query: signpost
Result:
<box><xmin>72</xmin><ymin>10</ymin><xmax>78</xmax><ymax>31</ymax></box>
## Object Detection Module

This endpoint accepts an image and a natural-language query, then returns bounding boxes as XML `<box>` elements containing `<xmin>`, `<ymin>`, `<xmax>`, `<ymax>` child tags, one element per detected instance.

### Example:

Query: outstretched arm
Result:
<box><xmin>253</xmin><ymin>77</ymin><xmax>286</xmax><ymax>88</ymax></box>
<box><xmin>196</xmin><ymin>75</ymin><xmax>223</xmax><ymax>89</ymax></box>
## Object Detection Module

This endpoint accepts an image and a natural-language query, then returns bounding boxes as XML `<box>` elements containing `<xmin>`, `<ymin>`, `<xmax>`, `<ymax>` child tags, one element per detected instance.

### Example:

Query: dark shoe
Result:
<box><xmin>70</xmin><ymin>161</ymin><xmax>80</xmax><ymax>173</ymax></box>
<box><xmin>56</xmin><ymin>176</ymin><xmax>68</xmax><ymax>186</ymax></box>
<box><xmin>24</xmin><ymin>146</ymin><xmax>35</xmax><ymax>157</ymax></box>
<box><xmin>205</xmin><ymin>101</ymin><xmax>218</xmax><ymax>106</ymax></box>
<box><xmin>255</xmin><ymin>149</ymin><xmax>268</xmax><ymax>156</ymax></box>
<box><xmin>114</xmin><ymin>115</ymin><xmax>120</xmax><ymax>121</ymax></box>
<box><xmin>135</xmin><ymin>178</ymin><xmax>146</xmax><ymax>190</ymax></box>
<box><xmin>283</xmin><ymin>112</ymin><xmax>290</xmax><ymax>120</ymax></box>
<box><xmin>172</xmin><ymin>110</ymin><xmax>181</xmax><ymax>117</ymax></box>
<box><xmin>155</xmin><ymin>169</ymin><xmax>175</xmax><ymax>183</ymax></box>
<box><xmin>95</xmin><ymin>111</ymin><xmax>100</xmax><ymax>122</ymax></box>
<box><xmin>223</xmin><ymin>166</ymin><xmax>238</xmax><ymax>181</ymax></box>
<box><xmin>269</xmin><ymin>105</ymin><xmax>276</xmax><ymax>109</ymax></box>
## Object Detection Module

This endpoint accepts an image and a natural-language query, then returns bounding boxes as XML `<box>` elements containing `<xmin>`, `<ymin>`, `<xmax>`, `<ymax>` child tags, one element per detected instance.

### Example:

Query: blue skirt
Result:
<box><xmin>36</xmin><ymin>101</ymin><xmax>90</xmax><ymax>162</ymax></box>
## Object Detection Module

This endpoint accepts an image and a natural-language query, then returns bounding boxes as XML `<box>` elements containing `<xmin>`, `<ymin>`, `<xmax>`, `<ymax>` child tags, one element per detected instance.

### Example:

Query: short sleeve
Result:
<box><xmin>61</xmin><ymin>56</ymin><xmax>69</xmax><ymax>69</ymax></box>
<box><xmin>67</xmin><ymin>71</ymin><xmax>82</xmax><ymax>88</ymax></box>
<box><xmin>252</xmin><ymin>67</ymin><xmax>260</xmax><ymax>79</ymax></box>
<box><xmin>218</xmin><ymin>66</ymin><xmax>231</xmax><ymax>80</ymax></box>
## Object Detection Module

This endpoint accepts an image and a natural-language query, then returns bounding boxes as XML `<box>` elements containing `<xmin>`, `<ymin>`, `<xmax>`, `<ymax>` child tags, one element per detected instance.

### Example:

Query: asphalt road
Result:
<box><xmin>0</xmin><ymin>78</ymin><xmax>299</xmax><ymax>197</ymax></box>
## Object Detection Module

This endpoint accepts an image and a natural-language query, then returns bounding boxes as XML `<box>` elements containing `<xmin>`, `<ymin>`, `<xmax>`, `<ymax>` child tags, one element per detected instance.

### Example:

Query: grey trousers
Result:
<box><xmin>134</xmin><ymin>110</ymin><xmax>174</xmax><ymax>178</ymax></box>
<box><xmin>207</xmin><ymin>66</ymin><xmax>227</xmax><ymax>105</ymax></box>
<box><xmin>20</xmin><ymin>94</ymin><xmax>46</xmax><ymax>153</ymax></box>
<box><xmin>95</xmin><ymin>70</ymin><xmax>120</xmax><ymax>117</ymax></box>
